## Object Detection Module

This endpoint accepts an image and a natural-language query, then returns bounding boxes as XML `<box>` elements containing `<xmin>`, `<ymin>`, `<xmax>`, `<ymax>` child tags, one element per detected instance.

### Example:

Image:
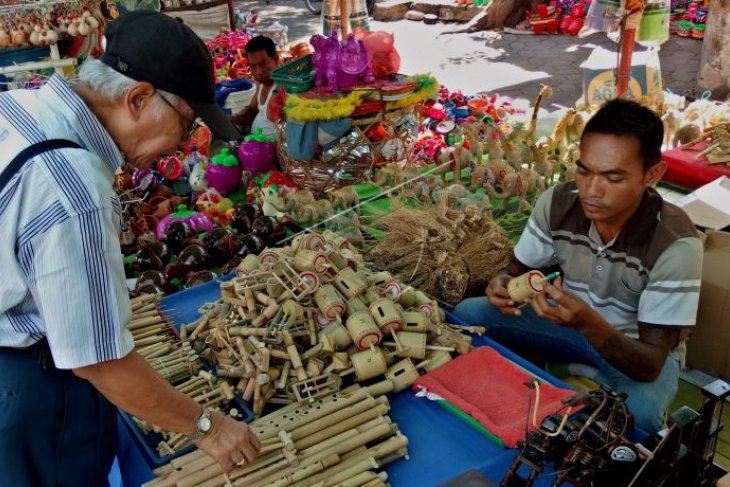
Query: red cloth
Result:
<box><xmin>662</xmin><ymin>145</ymin><xmax>730</xmax><ymax>190</ymax></box>
<box><xmin>413</xmin><ymin>346</ymin><xmax>574</xmax><ymax>448</ymax></box>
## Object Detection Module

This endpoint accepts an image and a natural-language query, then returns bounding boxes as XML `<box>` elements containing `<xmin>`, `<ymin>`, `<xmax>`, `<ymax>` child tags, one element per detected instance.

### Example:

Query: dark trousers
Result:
<box><xmin>0</xmin><ymin>345</ymin><xmax>117</xmax><ymax>487</ymax></box>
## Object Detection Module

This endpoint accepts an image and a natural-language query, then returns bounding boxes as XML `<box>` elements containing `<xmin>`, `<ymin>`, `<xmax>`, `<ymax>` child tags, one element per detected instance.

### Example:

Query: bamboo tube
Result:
<box><xmin>360</xmin><ymin>480</ymin><xmax>386</xmax><ymax>487</ymax></box>
<box><xmin>298</xmin><ymin>419</ymin><xmax>393</xmax><ymax>461</ymax></box>
<box><xmin>294</xmin><ymin>404</ymin><xmax>390</xmax><ymax>450</ymax></box>
<box><xmin>289</xmin><ymin>396</ymin><xmax>382</xmax><ymax>441</ymax></box>
<box><xmin>269</xmin><ymin>453</ymin><xmax>341</xmax><ymax>487</ymax></box>
<box><xmin>133</xmin><ymin>302</ymin><xmax>157</xmax><ymax>314</ymax></box>
<box><xmin>292</xmin><ymin>435</ymin><xmax>408</xmax><ymax>487</ymax></box>
<box><xmin>340</xmin><ymin>471</ymin><xmax>385</xmax><ymax>487</ymax></box>
<box><xmin>307</xmin><ymin>457</ymin><xmax>378</xmax><ymax>487</ymax></box>
<box><xmin>128</xmin><ymin>316</ymin><xmax>166</xmax><ymax>329</ymax></box>
<box><xmin>277</xmin><ymin>361</ymin><xmax>292</xmax><ymax>390</ymax></box>
<box><xmin>177</xmin><ymin>463</ymin><xmax>224</xmax><ymax>487</ymax></box>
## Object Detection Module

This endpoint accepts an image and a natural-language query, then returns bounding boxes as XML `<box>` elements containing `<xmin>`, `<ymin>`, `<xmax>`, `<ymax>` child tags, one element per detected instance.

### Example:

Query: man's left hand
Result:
<box><xmin>527</xmin><ymin>277</ymin><xmax>597</xmax><ymax>329</ymax></box>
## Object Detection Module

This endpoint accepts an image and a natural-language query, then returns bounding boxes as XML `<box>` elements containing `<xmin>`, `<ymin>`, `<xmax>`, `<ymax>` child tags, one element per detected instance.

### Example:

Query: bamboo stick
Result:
<box><xmin>306</xmin><ymin>457</ymin><xmax>378</xmax><ymax>487</ymax></box>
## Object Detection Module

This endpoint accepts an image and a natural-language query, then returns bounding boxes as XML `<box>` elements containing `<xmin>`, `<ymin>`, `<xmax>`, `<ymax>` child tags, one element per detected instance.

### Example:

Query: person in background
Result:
<box><xmin>454</xmin><ymin>99</ymin><xmax>702</xmax><ymax>434</ymax></box>
<box><xmin>0</xmin><ymin>12</ymin><xmax>258</xmax><ymax>486</ymax></box>
<box><xmin>230</xmin><ymin>35</ymin><xmax>280</xmax><ymax>138</ymax></box>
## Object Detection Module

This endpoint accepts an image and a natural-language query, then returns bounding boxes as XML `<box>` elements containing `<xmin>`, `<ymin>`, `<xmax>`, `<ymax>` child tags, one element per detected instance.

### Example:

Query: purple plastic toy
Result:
<box><xmin>132</xmin><ymin>168</ymin><xmax>163</xmax><ymax>193</ymax></box>
<box><xmin>205</xmin><ymin>147</ymin><xmax>243</xmax><ymax>196</ymax></box>
<box><xmin>238</xmin><ymin>128</ymin><xmax>277</xmax><ymax>172</ymax></box>
<box><xmin>155</xmin><ymin>205</ymin><xmax>215</xmax><ymax>240</ymax></box>
<box><xmin>311</xmin><ymin>32</ymin><xmax>373</xmax><ymax>92</ymax></box>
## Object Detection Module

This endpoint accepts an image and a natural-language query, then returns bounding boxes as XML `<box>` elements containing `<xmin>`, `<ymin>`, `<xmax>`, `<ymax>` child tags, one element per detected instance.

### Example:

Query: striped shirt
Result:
<box><xmin>514</xmin><ymin>182</ymin><xmax>702</xmax><ymax>342</ymax></box>
<box><xmin>0</xmin><ymin>74</ymin><xmax>134</xmax><ymax>369</ymax></box>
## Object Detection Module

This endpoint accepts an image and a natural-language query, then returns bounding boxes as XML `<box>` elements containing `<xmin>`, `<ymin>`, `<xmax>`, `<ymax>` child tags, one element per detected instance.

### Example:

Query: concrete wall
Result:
<box><xmin>698</xmin><ymin>0</ymin><xmax>730</xmax><ymax>100</ymax></box>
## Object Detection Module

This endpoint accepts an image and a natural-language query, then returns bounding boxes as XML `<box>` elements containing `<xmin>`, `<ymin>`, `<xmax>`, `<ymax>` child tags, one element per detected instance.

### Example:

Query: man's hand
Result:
<box><xmin>194</xmin><ymin>412</ymin><xmax>261</xmax><ymax>473</ymax></box>
<box><xmin>486</xmin><ymin>273</ymin><xmax>523</xmax><ymax>316</ymax></box>
<box><xmin>528</xmin><ymin>277</ymin><xmax>599</xmax><ymax>328</ymax></box>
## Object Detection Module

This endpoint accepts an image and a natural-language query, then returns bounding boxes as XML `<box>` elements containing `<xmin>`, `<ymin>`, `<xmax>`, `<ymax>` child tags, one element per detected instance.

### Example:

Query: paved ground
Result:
<box><xmin>209</xmin><ymin>1</ymin><xmax>704</xmax><ymax>108</ymax></box>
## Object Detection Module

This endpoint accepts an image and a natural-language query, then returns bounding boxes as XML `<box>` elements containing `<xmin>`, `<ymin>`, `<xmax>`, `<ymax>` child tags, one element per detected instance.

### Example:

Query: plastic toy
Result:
<box><xmin>205</xmin><ymin>147</ymin><xmax>243</xmax><ymax>196</ymax></box>
<box><xmin>155</xmin><ymin>205</ymin><xmax>215</xmax><ymax>240</ymax></box>
<box><xmin>238</xmin><ymin>128</ymin><xmax>277</xmax><ymax>172</ymax></box>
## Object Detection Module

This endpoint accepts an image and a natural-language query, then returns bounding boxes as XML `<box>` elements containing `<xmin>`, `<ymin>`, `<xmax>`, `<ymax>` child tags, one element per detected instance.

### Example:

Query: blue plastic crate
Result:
<box><xmin>119</xmin><ymin>396</ymin><xmax>254</xmax><ymax>468</ymax></box>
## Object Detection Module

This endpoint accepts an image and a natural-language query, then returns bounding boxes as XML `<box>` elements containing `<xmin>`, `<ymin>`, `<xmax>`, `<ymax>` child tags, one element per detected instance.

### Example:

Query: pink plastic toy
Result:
<box><xmin>156</xmin><ymin>205</ymin><xmax>215</xmax><ymax>240</ymax></box>
<box><xmin>238</xmin><ymin>128</ymin><xmax>277</xmax><ymax>172</ymax></box>
<box><xmin>205</xmin><ymin>147</ymin><xmax>243</xmax><ymax>196</ymax></box>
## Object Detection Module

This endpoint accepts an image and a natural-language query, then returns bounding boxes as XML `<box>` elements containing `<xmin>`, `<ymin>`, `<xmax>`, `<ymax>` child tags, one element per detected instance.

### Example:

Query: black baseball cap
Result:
<box><xmin>100</xmin><ymin>11</ymin><xmax>240</xmax><ymax>141</ymax></box>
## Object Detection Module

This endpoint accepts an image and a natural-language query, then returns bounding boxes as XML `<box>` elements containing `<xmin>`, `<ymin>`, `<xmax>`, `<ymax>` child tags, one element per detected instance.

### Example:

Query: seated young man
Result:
<box><xmin>230</xmin><ymin>35</ymin><xmax>280</xmax><ymax>138</ymax></box>
<box><xmin>454</xmin><ymin>99</ymin><xmax>702</xmax><ymax>433</ymax></box>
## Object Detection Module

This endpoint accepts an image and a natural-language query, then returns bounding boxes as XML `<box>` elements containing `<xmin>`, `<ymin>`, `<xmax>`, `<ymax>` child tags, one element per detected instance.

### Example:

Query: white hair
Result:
<box><xmin>77</xmin><ymin>59</ymin><xmax>182</xmax><ymax>120</ymax></box>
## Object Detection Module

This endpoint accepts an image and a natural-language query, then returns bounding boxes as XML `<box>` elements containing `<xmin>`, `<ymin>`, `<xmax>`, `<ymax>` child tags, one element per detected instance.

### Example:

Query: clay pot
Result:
<box><xmin>221</xmin><ymin>257</ymin><xmax>242</xmax><ymax>275</ymax></box>
<box><xmin>252</xmin><ymin>216</ymin><xmax>286</xmax><ymax>245</ymax></box>
<box><xmin>237</xmin><ymin>234</ymin><xmax>266</xmax><ymax>257</ymax></box>
<box><xmin>177</xmin><ymin>244</ymin><xmax>210</xmax><ymax>270</ymax></box>
<box><xmin>135</xmin><ymin>270</ymin><xmax>170</xmax><ymax>294</ymax></box>
<box><xmin>161</xmin><ymin>221</ymin><xmax>194</xmax><ymax>251</ymax></box>
<box><xmin>203</xmin><ymin>228</ymin><xmax>238</xmax><ymax>261</ymax></box>
<box><xmin>230</xmin><ymin>203</ymin><xmax>262</xmax><ymax>234</ymax></box>
<box><xmin>133</xmin><ymin>241</ymin><xmax>171</xmax><ymax>272</ymax></box>
<box><xmin>184</xmin><ymin>270</ymin><xmax>217</xmax><ymax>288</ymax></box>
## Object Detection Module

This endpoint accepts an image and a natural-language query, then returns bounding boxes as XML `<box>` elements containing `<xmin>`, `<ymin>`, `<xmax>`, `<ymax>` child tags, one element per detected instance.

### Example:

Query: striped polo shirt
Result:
<box><xmin>514</xmin><ymin>182</ymin><xmax>702</xmax><ymax>341</ymax></box>
<box><xmin>0</xmin><ymin>74</ymin><xmax>134</xmax><ymax>369</ymax></box>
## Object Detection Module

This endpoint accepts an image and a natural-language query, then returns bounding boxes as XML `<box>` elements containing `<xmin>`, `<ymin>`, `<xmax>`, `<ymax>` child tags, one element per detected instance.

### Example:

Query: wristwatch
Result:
<box><xmin>188</xmin><ymin>408</ymin><xmax>213</xmax><ymax>441</ymax></box>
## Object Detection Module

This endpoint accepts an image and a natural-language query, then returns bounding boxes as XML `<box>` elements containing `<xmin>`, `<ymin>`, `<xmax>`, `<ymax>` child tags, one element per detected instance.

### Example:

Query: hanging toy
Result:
<box><xmin>205</xmin><ymin>147</ymin><xmax>242</xmax><ymax>196</ymax></box>
<box><xmin>237</xmin><ymin>127</ymin><xmax>277</xmax><ymax>173</ymax></box>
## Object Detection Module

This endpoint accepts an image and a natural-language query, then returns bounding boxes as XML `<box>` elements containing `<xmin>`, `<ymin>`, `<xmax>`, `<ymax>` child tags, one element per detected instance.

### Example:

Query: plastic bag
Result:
<box><xmin>353</xmin><ymin>28</ymin><xmax>401</xmax><ymax>77</ymax></box>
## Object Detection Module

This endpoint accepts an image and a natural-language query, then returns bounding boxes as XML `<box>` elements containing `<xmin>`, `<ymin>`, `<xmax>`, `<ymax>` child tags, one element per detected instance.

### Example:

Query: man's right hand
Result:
<box><xmin>194</xmin><ymin>411</ymin><xmax>261</xmax><ymax>473</ymax></box>
<box><xmin>486</xmin><ymin>273</ymin><xmax>522</xmax><ymax>316</ymax></box>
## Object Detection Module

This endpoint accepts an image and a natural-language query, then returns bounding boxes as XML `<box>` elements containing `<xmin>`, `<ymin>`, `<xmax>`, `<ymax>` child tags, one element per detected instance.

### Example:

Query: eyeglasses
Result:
<box><xmin>157</xmin><ymin>92</ymin><xmax>199</xmax><ymax>138</ymax></box>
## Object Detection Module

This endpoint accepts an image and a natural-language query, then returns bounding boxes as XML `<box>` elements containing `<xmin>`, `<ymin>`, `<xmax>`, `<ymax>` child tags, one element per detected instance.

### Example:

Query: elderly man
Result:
<box><xmin>0</xmin><ymin>12</ymin><xmax>258</xmax><ymax>486</ymax></box>
<box><xmin>455</xmin><ymin>99</ymin><xmax>702</xmax><ymax>433</ymax></box>
<box><xmin>230</xmin><ymin>35</ymin><xmax>280</xmax><ymax>138</ymax></box>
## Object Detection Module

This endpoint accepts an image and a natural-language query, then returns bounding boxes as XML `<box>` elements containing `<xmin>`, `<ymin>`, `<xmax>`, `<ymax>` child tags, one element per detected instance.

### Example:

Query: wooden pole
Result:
<box><xmin>227</xmin><ymin>0</ymin><xmax>236</xmax><ymax>31</ymax></box>
<box><xmin>616</xmin><ymin>8</ymin><xmax>643</xmax><ymax>98</ymax></box>
<box><xmin>340</xmin><ymin>0</ymin><xmax>349</xmax><ymax>38</ymax></box>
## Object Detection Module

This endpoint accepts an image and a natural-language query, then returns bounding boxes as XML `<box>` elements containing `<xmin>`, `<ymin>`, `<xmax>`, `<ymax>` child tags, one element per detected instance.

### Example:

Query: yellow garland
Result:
<box><xmin>284</xmin><ymin>74</ymin><xmax>439</xmax><ymax>122</ymax></box>
<box><xmin>285</xmin><ymin>91</ymin><xmax>366</xmax><ymax>122</ymax></box>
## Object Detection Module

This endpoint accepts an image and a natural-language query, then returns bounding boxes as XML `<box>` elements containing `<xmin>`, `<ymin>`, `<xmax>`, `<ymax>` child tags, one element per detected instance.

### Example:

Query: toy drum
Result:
<box><xmin>314</xmin><ymin>285</ymin><xmax>346</xmax><ymax>320</ymax></box>
<box><xmin>237</xmin><ymin>253</ymin><xmax>260</xmax><ymax>274</ymax></box>
<box><xmin>370</xmin><ymin>298</ymin><xmax>403</xmax><ymax>335</ymax></box>
<box><xmin>507</xmin><ymin>270</ymin><xmax>546</xmax><ymax>303</ymax></box>
<box><xmin>334</xmin><ymin>267</ymin><xmax>367</xmax><ymax>299</ymax></box>
<box><xmin>386</xmin><ymin>359</ymin><xmax>421</xmax><ymax>393</ymax></box>
<box><xmin>346</xmin><ymin>312</ymin><xmax>383</xmax><ymax>350</ymax></box>
<box><xmin>364</xmin><ymin>286</ymin><xmax>381</xmax><ymax>305</ymax></box>
<box><xmin>301</xmin><ymin>232</ymin><xmax>326</xmax><ymax>251</ymax></box>
<box><xmin>346</xmin><ymin>297</ymin><xmax>369</xmax><ymax>316</ymax></box>
<box><xmin>318</xmin><ymin>322</ymin><xmax>352</xmax><ymax>350</ymax></box>
<box><xmin>383</xmin><ymin>281</ymin><xmax>402</xmax><ymax>302</ymax></box>
<box><xmin>398</xmin><ymin>287</ymin><xmax>417</xmax><ymax>308</ymax></box>
<box><xmin>350</xmin><ymin>347</ymin><xmax>388</xmax><ymax>382</ymax></box>
<box><xmin>367</xmin><ymin>271</ymin><xmax>393</xmax><ymax>287</ymax></box>
<box><xmin>293</xmin><ymin>250</ymin><xmax>329</xmax><ymax>274</ymax></box>
<box><xmin>266</xmin><ymin>278</ymin><xmax>285</xmax><ymax>298</ymax></box>
<box><xmin>259</xmin><ymin>248</ymin><xmax>290</xmax><ymax>267</ymax></box>
<box><xmin>401</xmin><ymin>310</ymin><xmax>429</xmax><ymax>333</ymax></box>
<box><xmin>396</xmin><ymin>331</ymin><xmax>427</xmax><ymax>359</ymax></box>
<box><xmin>423</xmin><ymin>350</ymin><xmax>452</xmax><ymax>372</ymax></box>
<box><xmin>322</xmin><ymin>230</ymin><xmax>352</xmax><ymax>250</ymax></box>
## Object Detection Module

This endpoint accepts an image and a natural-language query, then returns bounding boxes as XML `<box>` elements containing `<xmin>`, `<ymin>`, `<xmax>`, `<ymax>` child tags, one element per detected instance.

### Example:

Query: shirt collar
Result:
<box><xmin>40</xmin><ymin>75</ymin><xmax>125</xmax><ymax>176</ymax></box>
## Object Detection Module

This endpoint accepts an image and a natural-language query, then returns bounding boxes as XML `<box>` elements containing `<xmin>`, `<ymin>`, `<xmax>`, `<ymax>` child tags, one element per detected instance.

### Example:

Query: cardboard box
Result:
<box><xmin>580</xmin><ymin>47</ymin><xmax>663</xmax><ymax>107</ymax></box>
<box><xmin>675</xmin><ymin>176</ymin><xmax>730</xmax><ymax>231</ymax></box>
<box><xmin>686</xmin><ymin>231</ymin><xmax>730</xmax><ymax>378</ymax></box>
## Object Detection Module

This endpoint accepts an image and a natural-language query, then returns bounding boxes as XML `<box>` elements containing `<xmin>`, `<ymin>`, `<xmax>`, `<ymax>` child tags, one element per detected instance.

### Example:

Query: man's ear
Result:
<box><xmin>123</xmin><ymin>82</ymin><xmax>156</xmax><ymax>122</ymax></box>
<box><xmin>645</xmin><ymin>161</ymin><xmax>666</xmax><ymax>187</ymax></box>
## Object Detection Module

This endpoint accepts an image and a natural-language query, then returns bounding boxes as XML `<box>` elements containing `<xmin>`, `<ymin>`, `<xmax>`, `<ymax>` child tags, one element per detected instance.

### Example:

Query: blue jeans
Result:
<box><xmin>0</xmin><ymin>344</ymin><xmax>117</xmax><ymax>486</ymax></box>
<box><xmin>453</xmin><ymin>297</ymin><xmax>679</xmax><ymax>434</ymax></box>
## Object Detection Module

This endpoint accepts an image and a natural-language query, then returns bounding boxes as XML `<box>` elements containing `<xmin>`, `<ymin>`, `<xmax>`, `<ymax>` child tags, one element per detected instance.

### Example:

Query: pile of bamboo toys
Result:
<box><xmin>145</xmin><ymin>381</ymin><xmax>407</xmax><ymax>487</ymax></box>
<box><xmin>682</xmin><ymin>121</ymin><xmax>730</xmax><ymax>165</ymax></box>
<box><xmin>128</xmin><ymin>294</ymin><xmax>243</xmax><ymax>457</ymax></box>
<box><xmin>128</xmin><ymin>230</ymin><xmax>485</xmax><ymax>473</ymax></box>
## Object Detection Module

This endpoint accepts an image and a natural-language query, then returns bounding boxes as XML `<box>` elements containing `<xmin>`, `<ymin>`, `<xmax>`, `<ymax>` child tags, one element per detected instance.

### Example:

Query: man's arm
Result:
<box><xmin>529</xmin><ymin>279</ymin><xmax>680</xmax><ymax>381</ymax></box>
<box><xmin>74</xmin><ymin>351</ymin><xmax>260</xmax><ymax>472</ymax></box>
<box><xmin>231</xmin><ymin>93</ymin><xmax>259</xmax><ymax>126</ymax></box>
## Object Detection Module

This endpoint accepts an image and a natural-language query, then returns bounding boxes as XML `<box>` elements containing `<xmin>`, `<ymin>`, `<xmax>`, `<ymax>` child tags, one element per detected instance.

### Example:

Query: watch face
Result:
<box><xmin>199</xmin><ymin>416</ymin><xmax>212</xmax><ymax>432</ymax></box>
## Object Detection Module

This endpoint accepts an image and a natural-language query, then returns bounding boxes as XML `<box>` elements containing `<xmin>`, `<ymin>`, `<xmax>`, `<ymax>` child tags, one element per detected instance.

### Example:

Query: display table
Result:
<box><xmin>112</xmin><ymin>279</ymin><xmax>607</xmax><ymax>487</ymax></box>
<box><xmin>662</xmin><ymin>144</ymin><xmax>730</xmax><ymax>190</ymax></box>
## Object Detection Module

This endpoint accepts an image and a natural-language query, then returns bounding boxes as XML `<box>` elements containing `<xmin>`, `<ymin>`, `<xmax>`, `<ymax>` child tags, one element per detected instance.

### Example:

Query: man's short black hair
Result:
<box><xmin>244</xmin><ymin>35</ymin><xmax>277</xmax><ymax>59</ymax></box>
<box><xmin>581</xmin><ymin>98</ymin><xmax>664</xmax><ymax>171</ymax></box>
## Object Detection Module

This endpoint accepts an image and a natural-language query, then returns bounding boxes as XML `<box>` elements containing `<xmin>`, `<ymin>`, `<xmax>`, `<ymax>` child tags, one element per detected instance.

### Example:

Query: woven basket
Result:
<box><xmin>223</xmin><ymin>85</ymin><xmax>256</xmax><ymax>113</ymax></box>
<box><xmin>271</xmin><ymin>55</ymin><xmax>315</xmax><ymax>94</ymax></box>
<box><xmin>277</xmin><ymin>106</ymin><xmax>417</xmax><ymax>195</ymax></box>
